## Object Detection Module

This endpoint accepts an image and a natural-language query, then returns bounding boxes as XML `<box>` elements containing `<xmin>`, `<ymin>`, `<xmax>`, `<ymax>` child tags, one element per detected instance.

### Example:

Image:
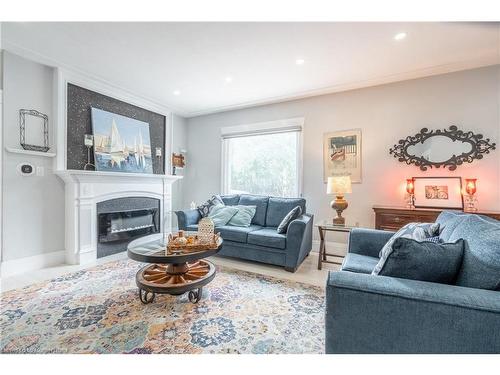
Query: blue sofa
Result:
<box><xmin>326</xmin><ymin>210</ymin><xmax>500</xmax><ymax>353</ymax></box>
<box><xmin>175</xmin><ymin>194</ymin><xmax>314</xmax><ymax>272</ymax></box>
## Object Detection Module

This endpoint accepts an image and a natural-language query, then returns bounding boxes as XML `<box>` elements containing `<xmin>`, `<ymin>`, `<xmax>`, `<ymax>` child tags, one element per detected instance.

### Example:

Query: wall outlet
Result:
<box><xmin>36</xmin><ymin>166</ymin><xmax>45</xmax><ymax>176</ymax></box>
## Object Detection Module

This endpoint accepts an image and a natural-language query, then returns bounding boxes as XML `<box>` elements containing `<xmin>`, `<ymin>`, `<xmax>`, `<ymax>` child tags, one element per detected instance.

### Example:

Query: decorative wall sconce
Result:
<box><xmin>464</xmin><ymin>178</ymin><xmax>478</xmax><ymax>212</ymax></box>
<box><xmin>172</xmin><ymin>152</ymin><xmax>185</xmax><ymax>175</ymax></box>
<box><xmin>83</xmin><ymin>134</ymin><xmax>95</xmax><ymax>171</ymax></box>
<box><xmin>406</xmin><ymin>178</ymin><xmax>416</xmax><ymax>209</ymax></box>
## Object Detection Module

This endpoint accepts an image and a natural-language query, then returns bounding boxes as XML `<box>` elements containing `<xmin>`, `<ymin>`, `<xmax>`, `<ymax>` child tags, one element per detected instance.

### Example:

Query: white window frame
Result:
<box><xmin>220</xmin><ymin>117</ymin><xmax>304</xmax><ymax>197</ymax></box>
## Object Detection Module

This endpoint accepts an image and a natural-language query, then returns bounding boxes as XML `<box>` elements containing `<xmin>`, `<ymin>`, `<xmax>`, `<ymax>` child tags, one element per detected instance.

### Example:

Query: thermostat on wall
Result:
<box><xmin>17</xmin><ymin>163</ymin><xmax>35</xmax><ymax>176</ymax></box>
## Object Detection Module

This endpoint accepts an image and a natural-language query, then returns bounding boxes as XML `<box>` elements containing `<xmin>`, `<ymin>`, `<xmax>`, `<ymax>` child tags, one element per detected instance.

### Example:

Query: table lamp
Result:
<box><xmin>327</xmin><ymin>175</ymin><xmax>352</xmax><ymax>225</ymax></box>
<box><xmin>406</xmin><ymin>178</ymin><xmax>415</xmax><ymax>209</ymax></box>
<box><xmin>464</xmin><ymin>178</ymin><xmax>477</xmax><ymax>212</ymax></box>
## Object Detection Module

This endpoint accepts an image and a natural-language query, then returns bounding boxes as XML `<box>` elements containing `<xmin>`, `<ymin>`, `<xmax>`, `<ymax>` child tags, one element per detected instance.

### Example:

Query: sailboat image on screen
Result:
<box><xmin>91</xmin><ymin>107</ymin><xmax>153</xmax><ymax>174</ymax></box>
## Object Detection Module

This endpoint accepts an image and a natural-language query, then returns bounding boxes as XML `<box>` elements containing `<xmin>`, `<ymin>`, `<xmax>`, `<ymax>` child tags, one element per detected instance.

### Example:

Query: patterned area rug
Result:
<box><xmin>1</xmin><ymin>259</ymin><xmax>325</xmax><ymax>354</ymax></box>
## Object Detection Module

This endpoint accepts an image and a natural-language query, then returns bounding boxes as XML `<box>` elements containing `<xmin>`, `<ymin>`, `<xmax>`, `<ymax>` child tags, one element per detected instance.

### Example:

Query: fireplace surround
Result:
<box><xmin>55</xmin><ymin>170</ymin><xmax>181</xmax><ymax>265</ymax></box>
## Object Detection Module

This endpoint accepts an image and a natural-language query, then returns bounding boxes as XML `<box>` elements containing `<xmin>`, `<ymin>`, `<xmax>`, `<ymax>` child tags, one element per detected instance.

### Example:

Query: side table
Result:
<box><xmin>316</xmin><ymin>220</ymin><xmax>358</xmax><ymax>270</ymax></box>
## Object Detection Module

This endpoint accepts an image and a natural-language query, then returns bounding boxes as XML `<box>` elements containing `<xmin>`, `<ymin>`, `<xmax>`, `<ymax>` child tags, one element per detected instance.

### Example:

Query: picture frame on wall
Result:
<box><xmin>323</xmin><ymin>129</ymin><xmax>362</xmax><ymax>183</ymax></box>
<box><xmin>413</xmin><ymin>176</ymin><xmax>464</xmax><ymax>209</ymax></box>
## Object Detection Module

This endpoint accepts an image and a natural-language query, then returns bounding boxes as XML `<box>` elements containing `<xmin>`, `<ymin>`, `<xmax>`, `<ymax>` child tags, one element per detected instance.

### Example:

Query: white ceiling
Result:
<box><xmin>2</xmin><ymin>22</ymin><xmax>499</xmax><ymax>117</ymax></box>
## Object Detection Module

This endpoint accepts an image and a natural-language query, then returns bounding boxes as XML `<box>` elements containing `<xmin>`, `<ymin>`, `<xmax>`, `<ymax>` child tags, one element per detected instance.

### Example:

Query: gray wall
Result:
<box><xmin>171</xmin><ymin>114</ymin><xmax>187</xmax><ymax>228</ymax></box>
<box><xmin>2</xmin><ymin>51</ymin><xmax>65</xmax><ymax>261</ymax></box>
<box><xmin>185</xmin><ymin>66</ymin><xmax>500</xmax><ymax>241</ymax></box>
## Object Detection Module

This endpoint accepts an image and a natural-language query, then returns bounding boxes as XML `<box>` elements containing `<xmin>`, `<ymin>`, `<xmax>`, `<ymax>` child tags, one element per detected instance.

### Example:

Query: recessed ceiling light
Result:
<box><xmin>173</xmin><ymin>90</ymin><xmax>181</xmax><ymax>96</ymax></box>
<box><xmin>394</xmin><ymin>32</ymin><xmax>407</xmax><ymax>41</ymax></box>
<box><xmin>295</xmin><ymin>58</ymin><xmax>305</xmax><ymax>65</ymax></box>
<box><xmin>225</xmin><ymin>76</ymin><xmax>233</xmax><ymax>83</ymax></box>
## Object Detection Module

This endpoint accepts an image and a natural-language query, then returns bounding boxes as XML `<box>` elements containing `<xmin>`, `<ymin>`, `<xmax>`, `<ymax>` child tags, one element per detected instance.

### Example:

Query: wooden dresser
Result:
<box><xmin>373</xmin><ymin>206</ymin><xmax>500</xmax><ymax>231</ymax></box>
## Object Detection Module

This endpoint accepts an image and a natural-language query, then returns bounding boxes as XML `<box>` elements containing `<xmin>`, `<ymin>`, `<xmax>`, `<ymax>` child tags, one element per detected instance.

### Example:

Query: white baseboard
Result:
<box><xmin>0</xmin><ymin>250</ymin><xmax>66</xmax><ymax>278</ymax></box>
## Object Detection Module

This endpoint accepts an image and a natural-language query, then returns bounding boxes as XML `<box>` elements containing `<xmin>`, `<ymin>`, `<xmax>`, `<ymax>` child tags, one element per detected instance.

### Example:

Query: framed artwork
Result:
<box><xmin>323</xmin><ymin>129</ymin><xmax>362</xmax><ymax>183</ymax></box>
<box><xmin>413</xmin><ymin>177</ymin><xmax>463</xmax><ymax>209</ymax></box>
<box><xmin>91</xmin><ymin>107</ymin><xmax>153</xmax><ymax>174</ymax></box>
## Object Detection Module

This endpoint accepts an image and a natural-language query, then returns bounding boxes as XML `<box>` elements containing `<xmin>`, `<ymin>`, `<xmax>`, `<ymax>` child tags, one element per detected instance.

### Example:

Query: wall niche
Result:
<box><xmin>66</xmin><ymin>83</ymin><xmax>166</xmax><ymax>174</ymax></box>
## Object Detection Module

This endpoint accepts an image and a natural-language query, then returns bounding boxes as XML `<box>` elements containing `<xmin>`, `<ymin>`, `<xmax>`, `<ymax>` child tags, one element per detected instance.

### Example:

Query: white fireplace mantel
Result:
<box><xmin>55</xmin><ymin>169</ymin><xmax>182</xmax><ymax>265</ymax></box>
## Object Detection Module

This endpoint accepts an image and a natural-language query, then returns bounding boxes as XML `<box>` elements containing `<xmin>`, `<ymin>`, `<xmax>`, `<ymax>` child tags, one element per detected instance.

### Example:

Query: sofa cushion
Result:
<box><xmin>238</xmin><ymin>195</ymin><xmax>269</xmax><ymax>226</ymax></box>
<box><xmin>221</xmin><ymin>194</ymin><xmax>240</xmax><ymax>206</ymax></box>
<box><xmin>228</xmin><ymin>205</ymin><xmax>256</xmax><ymax>227</ymax></box>
<box><xmin>448</xmin><ymin>215</ymin><xmax>500</xmax><ymax>290</ymax></box>
<box><xmin>341</xmin><ymin>253</ymin><xmax>379</xmax><ymax>274</ymax></box>
<box><xmin>216</xmin><ymin>224</ymin><xmax>262</xmax><ymax>243</ymax></box>
<box><xmin>265</xmin><ymin>197</ymin><xmax>306</xmax><ymax>227</ymax></box>
<box><xmin>186</xmin><ymin>224</ymin><xmax>198</xmax><ymax>232</ymax></box>
<box><xmin>207</xmin><ymin>205</ymin><xmax>238</xmax><ymax>226</ymax></box>
<box><xmin>437</xmin><ymin>211</ymin><xmax>470</xmax><ymax>242</ymax></box>
<box><xmin>277</xmin><ymin>206</ymin><xmax>302</xmax><ymax>234</ymax></box>
<box><xmin>373</xmin><ymin>222</ymin><xmax>440</xmax><ymax>275</ymax></box>
<box><xmin>247</xmin><ymin>228</ymin><xmax>286</xmax><ymax>250</ymax></box>
<box><xmin>378</xmin><ymin>237</ymin><xmax>465</xmax><ymax>284</ymax></box>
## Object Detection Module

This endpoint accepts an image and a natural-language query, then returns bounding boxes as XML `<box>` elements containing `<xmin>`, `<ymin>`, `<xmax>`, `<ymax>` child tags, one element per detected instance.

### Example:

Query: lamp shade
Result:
<box><xmin>465</xmin><ymin>178</ymin><xmax>477</xmax><ymax>195</ymax></box>
<box><xmin>406</xmin><ymin>178</ymin><xmax>415</xmax><ymax>194</ymax></box>
<box><xmin>327</xmin><ymin>176</ymin><xmax>352</xmax><ymax>195</ymax></box>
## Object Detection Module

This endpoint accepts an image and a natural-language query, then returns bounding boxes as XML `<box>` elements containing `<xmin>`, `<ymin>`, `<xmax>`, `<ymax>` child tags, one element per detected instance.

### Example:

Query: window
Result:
<box><xmin>221</xmin><ymin>119</ymin><xmax>303</xmax><ymax>197</ymax></box>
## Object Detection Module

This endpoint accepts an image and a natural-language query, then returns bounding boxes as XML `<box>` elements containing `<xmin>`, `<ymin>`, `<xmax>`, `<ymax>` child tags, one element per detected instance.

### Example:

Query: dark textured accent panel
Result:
<box><xmin>96</xmin><ymin>197</ymin><xmax>160</xmax><ymax>258</ymax></box>
<box><xmin>67</xmin><ymin>83</ymin><xmax>166</xmax><ymax>174</ymax></box>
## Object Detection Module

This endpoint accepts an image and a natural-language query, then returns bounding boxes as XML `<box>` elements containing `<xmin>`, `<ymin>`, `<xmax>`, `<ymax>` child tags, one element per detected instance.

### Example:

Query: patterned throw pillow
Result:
<box><xmin>197</xmin><ymin>195</ymin><xmax>224</xmax><ymax>217</ymax></box>
<box><xmin>422</xmin><ymin>236</ymin><xmax>442</xmax><ymax>244</ymax></box>
<box><xmin>277</xmin><ymin>206</ymin><xmax>303</xmax><ymax>234</ymax></box>
<box><xmin>372</xmin><ymin>222</ymin><xmax>440</xmax><ymax>275</ymax></box>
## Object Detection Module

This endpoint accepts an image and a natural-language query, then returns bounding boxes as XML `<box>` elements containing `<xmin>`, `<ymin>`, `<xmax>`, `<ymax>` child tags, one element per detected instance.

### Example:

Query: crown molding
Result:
<box><xmin>185</xmin><ymin>56</ymin><xmax>500</xmax><ymax>118</ymax></box>
<box><xmin>2</xmin><ymin>40</ymin><xmax>191</xmax><ymax>117</ymax></box>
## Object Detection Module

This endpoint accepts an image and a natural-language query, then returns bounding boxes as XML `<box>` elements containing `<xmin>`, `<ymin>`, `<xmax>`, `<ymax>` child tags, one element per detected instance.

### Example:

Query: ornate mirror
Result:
<box><xmin>389</xmin><ymin>126</ymin><xmax>496</xmax><ymax>171</ymax></box>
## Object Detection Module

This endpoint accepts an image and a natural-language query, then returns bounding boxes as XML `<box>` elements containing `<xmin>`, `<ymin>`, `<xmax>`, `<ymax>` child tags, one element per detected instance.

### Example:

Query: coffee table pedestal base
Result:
<box><xmin>135</xmin><ymin>260</ymin><xmax>216</xmax><ymax>304</ymax></box>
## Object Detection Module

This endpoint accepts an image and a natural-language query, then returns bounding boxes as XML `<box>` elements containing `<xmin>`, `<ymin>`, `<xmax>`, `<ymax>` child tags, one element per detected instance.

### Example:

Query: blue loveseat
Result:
<box><xmin>326</xmin><ymin>210</ymin><xmax>500</xmax><ymax>353</ymax></box>
<box><xmin>175</xmin><ymin>194</ymin><xmax>314</xmax><ymax>272</ymax></box>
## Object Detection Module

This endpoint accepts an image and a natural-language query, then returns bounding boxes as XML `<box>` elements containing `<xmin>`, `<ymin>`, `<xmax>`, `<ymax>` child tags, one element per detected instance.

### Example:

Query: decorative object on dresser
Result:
<box><xmin>171</xmin><ymin>152</ymin><xmax>185</xmax><ymax>175</ymax></box>
<box><xmin>19</xmin><ymin>109</ymin><xmax>50</xmax><ymax>152</ymax></box>
<box><xmin>373</xmin><ymin>206</ymin><xmax>500</xmax><ymax>231</ymax></box>
<box><xmin>327</xmin><ymin>175</ymin><xmax>352</xmax><ymax>224</ymax></box>
<box><xmin>323</xmin><ymin>129</ymin><xmax>362</xmax><ymax>183</ymax></box>
<box><xmin>389</xmin><ymin>125</ymin><xmax>496</xmax><ymax>171</ymax></box>
<box><xmin>464</xmin><ymin>178</ymin><xmax>478</xmax><ymax>212</ymax></box>
<box><xmin>412</xmin><ymin>176</ymin><xmax>463</xmax><ymax>209</ymax></box>
<box><xmin>405</xmin><ymin>178</ymin><xmax>415</xmax><ymax>209</ymax></box>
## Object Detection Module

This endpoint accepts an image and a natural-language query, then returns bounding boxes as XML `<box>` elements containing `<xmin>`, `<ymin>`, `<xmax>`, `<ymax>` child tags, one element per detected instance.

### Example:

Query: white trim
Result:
<box><xmin>0</xmin><ymin>250</ymin><xmax>66</xmax><ymax>278</ymax></box>
<box><xmin>0</xmin><ymin>87</ymin><xmax>3</xmax><ymax>264</ymax></box>
<box><xmin>186</xmin><ymin>57</ymin><xmax>499</xmax><ymax>117</ymax></box>
<box><xmin>221</xmin><ymin>117</ymin><xmax>304</xmax><ymax>139</ymax></box>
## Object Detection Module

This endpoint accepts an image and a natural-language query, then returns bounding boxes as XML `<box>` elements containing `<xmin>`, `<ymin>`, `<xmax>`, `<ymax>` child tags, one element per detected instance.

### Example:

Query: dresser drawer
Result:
<box><xmin>378</xmin><ymin>213</ymin><xmax>414</xmax><ymax>227</ymax></box>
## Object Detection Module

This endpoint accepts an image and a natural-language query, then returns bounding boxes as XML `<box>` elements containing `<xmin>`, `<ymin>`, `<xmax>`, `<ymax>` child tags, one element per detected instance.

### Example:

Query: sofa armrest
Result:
<box><xmin>285</xmin><ymin>214</ymin><xmax>314</xmax><ymax>271</ymax></box>
<box><xmin>175</xmin><ymin>209</ymin><xmax>201</xmax><ymax>230</ymax></box>
<box><xmin>348</xmin><ymin>228</ymin><xmax>394</xmax><ymax>258</ymax></box>
<box><xmin>326</xmin><ymin>271</ymin><xmax>500</xmax><ymax>353</ymax></box>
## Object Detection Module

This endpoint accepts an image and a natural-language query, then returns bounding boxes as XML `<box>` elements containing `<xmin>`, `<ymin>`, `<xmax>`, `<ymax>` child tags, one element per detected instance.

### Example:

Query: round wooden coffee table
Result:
<box><xmin>127</xmin><ymin>233</ymin><xmax>223</xmax><ymax>304</ymax></box>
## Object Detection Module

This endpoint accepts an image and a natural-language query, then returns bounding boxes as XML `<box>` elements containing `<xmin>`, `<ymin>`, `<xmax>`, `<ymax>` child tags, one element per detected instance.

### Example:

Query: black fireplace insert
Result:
<box><xmin>98</xmin><ymin>208</ymin><xmax>159</xmax><ymax>243</ymax></box>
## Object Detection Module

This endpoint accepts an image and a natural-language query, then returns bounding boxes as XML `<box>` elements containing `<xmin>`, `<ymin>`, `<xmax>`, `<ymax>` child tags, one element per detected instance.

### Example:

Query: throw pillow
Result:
<box><xmin>207</xmin><ymin>205</ymin><xmax>239</xmax><ymax>226</ymax></box>
<box><xmin>197</xmin><ymin>195</ymin><xmax>224</xmax><ymax>217</ymax></box>
<box><xmin>372</xmin><ymin>222</ymin><xmax>440</xmax><ymax>275</ymax></box>
<box><xmin>228</xmin><ymin>205</ymin><xmax>257</xmax><ymax>227</ymax></box>
<box><xmin>277</xmin><ymin>206</ymin><xmax>302</xmax><ymax>234</ymax></box>
<box><xmin>377</xmin><ymin>237</ymin><xmax>465</xmax><ymax>284</ymax></box>
<box><xmin>422</xmin><ymin>236</ymin><xmax>442</xmax><ymax>243</ymax></box>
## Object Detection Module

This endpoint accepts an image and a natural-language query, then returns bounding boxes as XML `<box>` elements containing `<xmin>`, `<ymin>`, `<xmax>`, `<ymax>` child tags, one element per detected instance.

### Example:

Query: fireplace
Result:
<box><xmin>96</xmin><ymin>197</ymin><xmax>160</xmax><ymax>258</ymax></box>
